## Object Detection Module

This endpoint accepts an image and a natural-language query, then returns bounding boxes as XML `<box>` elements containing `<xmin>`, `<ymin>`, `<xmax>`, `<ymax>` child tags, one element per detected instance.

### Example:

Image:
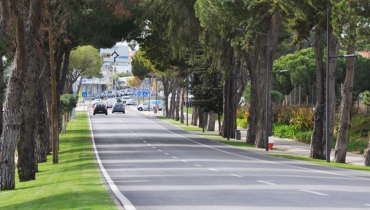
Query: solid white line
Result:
<box><xmin>89</xmin><ymin>113</ymin><xmax>136</xmax><ymax>210</ymax></box>
<box><xmin>209</xmin><ymin>168</ymin><xmax>219</xmax><ymax>172</ymax></box>
<box><xmin>182</xmin><ymin>160</ymin><xmax>188</xmax><ymax>163</ymax></box>
<box><xmin>300</xmin><ymin>190</ymin><xmax>329</xmax><ymax>196</ymax></box>
<box><xmin>147</xmin><ymin>144</ymin><xmax>151</xmax><ymax>146</ymax></box>
<box><xmin>257</xmin><ymin>180</ymin><xmax>277</xmax><ymax>186</ymax></box>
<box><xmin>194</xmin><ymin>164</ymin><xmax>202</xmax><ymax>167</ymax></box>
<box><xmin>147</xmin><ymin>118</ymin><xmax>370</xmax><ymax>181</ymax></box>
<box><xmin>230</xmin><ymin>174</ymin><xmax>243</xmax><ymax>178</ymax></box>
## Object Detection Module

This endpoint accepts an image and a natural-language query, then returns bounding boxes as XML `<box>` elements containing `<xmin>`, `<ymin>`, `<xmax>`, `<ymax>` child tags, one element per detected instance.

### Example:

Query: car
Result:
<box><xmin>115</xmin><ymin>97</ymin><xmax>122</xmax><ymax>103</ymax></box>
<box><xmin>125</xmin><ymin>99</ymin><xmax>136</xmax><ymax>106</ymax></box>
<box><xmin>92</xmin><ymin>99</ymin><xmax>102</xmax><ymax>107</ymax></box>
<box><xmin>106</xmin><ymin>98</ymin><xmax>117</xmax><ymax>108</ymax></box>
<box><xmin>93</xmin><ymin>103</ymin><xmax>108</xmax><ymax>115</ymax></box>
<box><xmin>137</xmin><ymin>100</ymin><xmax>162</xmax><ymax>111</ymax></box>
<box><xmin>112</xmin><ymin>102</ymin><xmax>125</xmax><ymax>114</ymax></box>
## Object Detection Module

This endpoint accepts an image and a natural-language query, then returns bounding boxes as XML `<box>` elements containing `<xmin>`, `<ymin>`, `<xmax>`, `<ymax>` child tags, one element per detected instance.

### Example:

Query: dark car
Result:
<box><xmin>93</xmin><ymin>103</ymin><xmax>108</xmax><ymax>115</ymax></box>
<box><xmin>112</xmin><ymin>103</ymin><xmax>125</xmax><ymax>114</ymax></box>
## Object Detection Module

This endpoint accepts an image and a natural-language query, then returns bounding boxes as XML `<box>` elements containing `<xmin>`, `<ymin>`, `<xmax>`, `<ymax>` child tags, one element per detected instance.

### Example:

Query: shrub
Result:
<box><xmin>274</xmin><ymin>105</ymin><xmax>314</xmax><ymax>131</ymax></box>
<box><xmin>236</xmin><ymin>105</ymin><xmax>249</xmax><ymax>119</ymax></box>
<box><xmin>237</xmin><ymin>118</ymin><xmax>248</xmax><ymax>129</ymax></box>
<box><xmin>272</xmin><ymin>123</ymin><xmax>305</xmax><ymax>139</ymax></box>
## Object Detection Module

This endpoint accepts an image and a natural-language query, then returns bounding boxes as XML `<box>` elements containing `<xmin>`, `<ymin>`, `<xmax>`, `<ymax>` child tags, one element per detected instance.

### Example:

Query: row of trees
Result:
<box><xmin>0</xmin><ymin>0</ymin><xmax>142</xmax><ymax>190</ymax></box>
<box><xmin>131</xmin><ymin>0</ymin><xmax>370</xmax><ymax>165</ymax></box>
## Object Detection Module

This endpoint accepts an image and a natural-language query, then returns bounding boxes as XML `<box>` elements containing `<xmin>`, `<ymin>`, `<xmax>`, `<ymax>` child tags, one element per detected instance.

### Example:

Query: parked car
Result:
<box><xmin>93</xmin><ymin>103</ymin><xmax>108</xmax><ymax>115</ymax></box>
<box><xmin>112</xmin><ymin>102</ymin><xmax>125</xmax><ymax>114</ymax></box>
<box><xmin>92</xmin><ymin>99</ymin><xmax>102</xmax><ymax>107</ymax></box>
<box><xmin>125</xmin><ymin>99</ymin><xmax>136</xmax><ymax>106</ymax></box>
<box><xmin>106</xmin><ymin>98</ymin><xmax>117</xmax><ymax>108</ymax></box>
<box><xmin>137</xmin><ymin>100</ymin><xmax>162</xmax><ymax>111</ymax></box>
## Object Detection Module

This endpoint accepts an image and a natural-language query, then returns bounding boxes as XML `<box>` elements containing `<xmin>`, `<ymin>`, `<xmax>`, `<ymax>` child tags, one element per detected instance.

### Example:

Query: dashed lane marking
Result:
<box><xmin>300</xmin><ymin>190</ymin><xmax>329</xmax><ymax>196</ymax></box>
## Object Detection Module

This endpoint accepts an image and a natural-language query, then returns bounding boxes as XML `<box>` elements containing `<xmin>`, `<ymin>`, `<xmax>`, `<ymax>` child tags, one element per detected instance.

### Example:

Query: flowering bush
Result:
<box><xmin>237</xmin><ymin>106</ymin><xmax>249</xmax><ymax>119</ymax></box>
<box><xmin>274</xmin><ymin>105</ymin><xmax>314</xmax><ymax>131</ymax></box>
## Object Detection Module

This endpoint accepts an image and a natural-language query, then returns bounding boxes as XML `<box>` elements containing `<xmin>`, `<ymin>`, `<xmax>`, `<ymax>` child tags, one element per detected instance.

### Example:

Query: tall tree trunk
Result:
<box><xmin>170</xmin><ymin>77</ymin><xmax>176</xmax><ymax>119</ymax></box>
<box><xmin>162</xmin><ymin>76</ymin><xmax>170</xmax><ymax>118</ymax></box>
<box><xmin>36</xmin><ymin>61</ymin><xmax>49</xmax><ymax>163</ymax></box>
<box><xmin>60</xmin><ymin>44</ymin><xmax>71</xmax><ymax>95</ymax></box>
<box><xmin>207</xmin><ymin>111</ymin><xmax>215</xmax><ymax>131</ymax></box>
<box><xmin>180</xmin><ymin>87</ymin><xmax>184</xmax><ymax>123</ymax></box>
<box><xmin>327</xmin><ymin>30</ymin><xmax>340</xmax><ymax>160</ymax></box>
<box><xmin>221</xmin><ymin>48</ymin><xmax>236</xmax><ymax>138</ymax></box>
<box><xmin>0</xmin><ymin>0</ymin><xmax>10</xmax><ymax>137</ymax></box>
<box><xmin>192</xmin><ymin>107</ymin><xmax>199</xmax><ymax>126</ymax></box>
<box><xmin>334</xmin><ymin>45</ymin><xmax>355</xmax><ymax>163</ymax></box>
<box><xmin>246</xmin><ymin>9</ymin><xmax>281</xmax><ymax>148</ymax></box>
<box><xmin>0</xmin><ymin>0</ymin><xmax>43</xmax><ymax>188</ymax></box>
<box><xmin>175</xmin><ymin>85</ymin><xmax>181</xmax><ymax>121</ymax></box>
<box><xmin>310</xmin><ymin>26</ymin><xmax>326</xmax><ymax>159</ymax></box>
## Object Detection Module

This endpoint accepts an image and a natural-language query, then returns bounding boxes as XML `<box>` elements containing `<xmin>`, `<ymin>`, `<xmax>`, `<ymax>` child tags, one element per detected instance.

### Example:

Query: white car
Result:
<box><xmin>125</xmin><ymin>99</ymin><xmax>136</xmax><ymax>106</ymax></box>
<box><xmin>137</xmin><ymin>100</ymin><xmax>162</xmax><ymax>111</ymax></box>
<box><xmin>106</xmin><ymin>98</ymin><xmax>117</xmax><ymax>108</ymax></box>
<box><xmin>92</xmin><ymin>99</ymin><xmax>102</xmax><ymax>107</ymax></box>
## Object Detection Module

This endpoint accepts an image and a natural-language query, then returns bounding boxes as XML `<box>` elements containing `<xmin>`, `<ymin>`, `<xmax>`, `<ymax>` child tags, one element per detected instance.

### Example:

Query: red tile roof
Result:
<box><xmin>356</xmin><ymin>51</ymin><xmax>370</xmax><ymax>58</ymax></box>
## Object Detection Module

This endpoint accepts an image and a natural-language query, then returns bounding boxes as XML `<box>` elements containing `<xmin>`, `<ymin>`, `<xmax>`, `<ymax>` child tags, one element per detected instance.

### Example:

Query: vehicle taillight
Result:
<box><xmin>94</xmin><ymin>107</ymin><xmax>97</xmax><ymax>110</ymax></box>
<box><xmin>104</xmin><ymin>107</ymin><xmax>107</xmax><ymax>110</ymax></box>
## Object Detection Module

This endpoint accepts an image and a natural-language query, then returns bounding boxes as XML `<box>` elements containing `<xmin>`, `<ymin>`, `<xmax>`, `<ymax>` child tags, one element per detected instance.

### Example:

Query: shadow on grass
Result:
<box><xmin>0</xmin><ymin>191</ymin><xmax>115</xmax><ymax>210</ymax></box>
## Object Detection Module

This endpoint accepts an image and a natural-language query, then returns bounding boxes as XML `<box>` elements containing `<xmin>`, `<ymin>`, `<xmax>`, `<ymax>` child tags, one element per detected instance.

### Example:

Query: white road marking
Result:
<box><xmin>165</xmin><ymin>153</ymin><xmax>169</xmax><ymax>155</ymax></box>
<box><xmin>182</xmin><ymin>160</ymin><xmax>188</xmax><ymax>163</ymax></box>
<box><xmin>152</xmin><ymin>147</ymin><xmax>156</xmax><ymax>149</ymax></box>
<box><xmin>158</xmin><ymin>149</ymin><xmax>162</xmax><ymax>152</ymax></box>
<box><xmin>143</xmin><ymin>141</ymin><xmax>146</xmax><ymax>143</ymax></box>
<box><xmin>194</xmin><ymin>164</ymin><xmax>202</xmax><ymax>167</ymax></box>
<box><xmin>300</xmin><ymin>190</ymin><xmax>329</xmax><ymax>196</ymax></box>
<box><xmin>89</xmin><ymin>113</ymin><xmax>137</xmax><ymax>210</ymax></box>
<box><xmin>257</xmin><ymin>180</ymin><xmax>277</xmax><ymax>185</ymax></box>
<box><xmin>364</xmin><ymin>204</ymin><xmax>370</xmax><ymax>207</ymax></box>
<box><xmin>209</xmin><ymin>168</ymin><xmax>219</xmax><ymax>172</ymax></box>
<box><xmin>230</xmin><ymin>174</ymin><xmax>243</xmax><ymax>178</ymax></box>
<box><xmin>147</xmin><ymin>144</ymin><xmax>151</xmax><ymax>146</ymax></box>
<box><xmin>147</xmin><ymin>118</ymin><xmax>370</xmax><ymax>181</ymax></box>
<box><xmin>172</xmin><ymin>156</ymin><xmax>178</xmax><ymax>159</ymax></box>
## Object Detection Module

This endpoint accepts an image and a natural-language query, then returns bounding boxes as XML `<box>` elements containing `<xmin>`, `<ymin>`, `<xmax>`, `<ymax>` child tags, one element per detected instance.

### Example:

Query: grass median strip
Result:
<box><xmin>269</xmin><ymin>154</ymin><xmax>370</xmax><ymax>173</ymax></box>
<box><xmin>0</xmin><ymin>112</ymin><xmax>117</xmax><ymax>210</ymax></box>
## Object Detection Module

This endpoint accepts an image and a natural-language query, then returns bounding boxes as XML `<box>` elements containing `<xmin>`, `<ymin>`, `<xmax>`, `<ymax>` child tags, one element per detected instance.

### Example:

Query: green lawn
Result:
<box><xmin>269</xmin><ymin>154</ymin><xmax>370</xmax><ymax>173</ymax></box>
<box><xmin>0</xmin><ymin>112</ymin><xmax>117</xmax><ymax>210</ymax></box>
<box><xmin>219</xmin><ymin>141</ymin><xmax>257</xmax><ymax>149</ymax></box>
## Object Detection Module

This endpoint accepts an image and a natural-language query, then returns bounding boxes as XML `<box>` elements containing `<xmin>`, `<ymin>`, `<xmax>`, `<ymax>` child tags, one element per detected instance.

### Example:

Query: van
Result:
<box><xmin>137</xmin><ymin>100</ymin><xmax>162</xmax><ymax>111</ymax></box>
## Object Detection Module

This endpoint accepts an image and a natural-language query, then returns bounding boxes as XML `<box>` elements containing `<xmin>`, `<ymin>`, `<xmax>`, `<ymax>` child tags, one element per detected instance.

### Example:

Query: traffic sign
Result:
<box><xmin>132</xmin><ymin>90</ymin><xmax>136</xmax><ymax>95</ymax></box>
<box><xmin>137</xmin><ymin>91</ymin><xmax>142</xmax><ymax>96</ymax></box>
<box><xmin>82</xmin><ymin>92</ymin><xmax>88</xmax><ymax>97</ymax></box>
<box><xmin>143</xmin><ymin>91</ymin><xmax>148</xmax><ymax>97</ymax></box>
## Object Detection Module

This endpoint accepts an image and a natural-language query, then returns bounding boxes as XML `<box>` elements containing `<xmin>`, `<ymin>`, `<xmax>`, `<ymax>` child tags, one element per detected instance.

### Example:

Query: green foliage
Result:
<box><xmin>236</xmin><ymin>106</ymin><xmax>249</xmax><ymax>119</ymax></box>
<box><xmin>272</xmin><ymin>123</ymin><xmax>305</xmax><ymax>139</ymax></box>
<box><xmin>364</xmin><ymin>91</ymin><xmax>370</xmax><ymax>114</ymax></box>
<box><xmin>274</xmin><ymin>105</ymin><xmax>314</xmax><ymax>131</ymax></box>
<box><xmin>69</xmin><ymin>45</ymin><xmax>102</xmax><ymax>78</ymax></box>
<box><xmin>60</xmin><ymin>94</ymin><xmax>78</xmax><ymax>113</ymax></box>
<box><xmin>237</xmin><ymin>118</ymin><xmax>248</xmax><ymax>129</ymax></box>
<box><xmin>132</xmin><ymin>50</ymin><xmax>154</xmax><ymax>80</ymax></box>
<box><xmin>271</xmin><ymin>90</ymin><xmax>284</xmax><ymax>104</ymax></box>
<box><xmin>0</xmin><ymin>113</ymin><xmax>117</xmax><ymax>209</ymax></box>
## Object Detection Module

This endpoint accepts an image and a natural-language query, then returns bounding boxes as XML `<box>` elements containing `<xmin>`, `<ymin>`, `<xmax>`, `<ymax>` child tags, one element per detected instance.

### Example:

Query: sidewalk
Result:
<box><xmin>136</xmin><ymin>108</ymin><xmax>366</xmax><ymax>166</ymax></box>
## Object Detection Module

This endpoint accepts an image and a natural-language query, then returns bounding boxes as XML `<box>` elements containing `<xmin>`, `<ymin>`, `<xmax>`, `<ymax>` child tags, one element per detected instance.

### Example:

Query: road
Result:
<box><xmin>89</xmin><ymin>106</ymin><xmax>370</xmax><ymax>210</ymax></box>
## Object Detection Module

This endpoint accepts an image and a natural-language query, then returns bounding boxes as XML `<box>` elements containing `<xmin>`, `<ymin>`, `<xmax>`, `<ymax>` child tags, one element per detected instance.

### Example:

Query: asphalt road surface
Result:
<box><xmin>89</xmin><ymin>106</ymin><xmax>370</xmax><ymax>210</ymax></box>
